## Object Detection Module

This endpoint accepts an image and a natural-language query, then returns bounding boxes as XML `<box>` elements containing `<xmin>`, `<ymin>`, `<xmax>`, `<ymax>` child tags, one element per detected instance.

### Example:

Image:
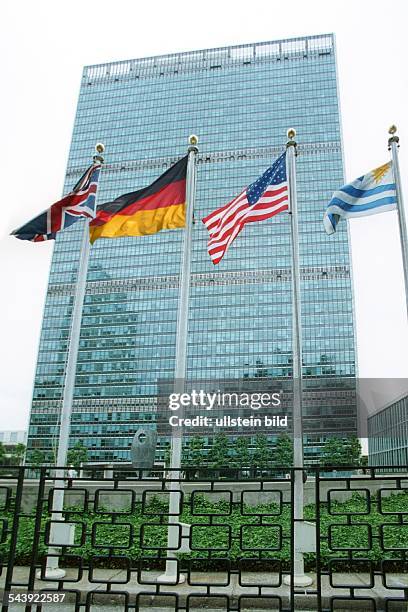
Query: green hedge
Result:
<box><xmin>1</xmin><ymin>490</ymin><xmax>407</xmax><ymax>571</ymax></box>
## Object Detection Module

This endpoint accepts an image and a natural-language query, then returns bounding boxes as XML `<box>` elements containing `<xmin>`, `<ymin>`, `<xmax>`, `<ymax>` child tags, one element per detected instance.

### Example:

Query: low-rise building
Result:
<box><xmin>368</xmin><ymin>393</ymin><xmax>408</xmax><ymax>467</ymax></box>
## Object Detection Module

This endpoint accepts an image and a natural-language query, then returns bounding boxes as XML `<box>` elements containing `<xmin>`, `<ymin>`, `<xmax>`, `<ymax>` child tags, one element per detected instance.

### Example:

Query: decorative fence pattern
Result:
<box><xmin>0</xmin><ymin>466</ymin><xmax>407</xmax><ymax>610</ymax></box>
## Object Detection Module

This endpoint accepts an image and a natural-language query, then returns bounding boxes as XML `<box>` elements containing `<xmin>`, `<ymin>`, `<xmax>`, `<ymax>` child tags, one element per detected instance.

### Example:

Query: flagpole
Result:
<box><xmin>158</xmin><ymin>136</ymin><xmax>198</xmax><ymax>584</ymax></box>
<box><xmin>41</xmin><ymin>144</ymin><xmax>105</xmax><ymax>579</ymax></box>
<box><xmin>388</xmin><ymin>125</ymin><xmax>408</xmax><ymax>318</ymax></box>
<box><xmin>284</xmin><ymin>129</ymin><xmax>313</xmax><ymax>587</ymax></box>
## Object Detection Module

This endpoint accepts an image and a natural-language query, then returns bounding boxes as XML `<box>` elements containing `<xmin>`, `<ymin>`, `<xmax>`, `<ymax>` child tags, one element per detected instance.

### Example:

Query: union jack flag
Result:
<box><xmin>202</xmin><ymin>152</ymin><xmax>288</xmax><ymax>264</ymax></box>
<box><xmin>12</xmin><ymin>163</ymin><xmax>101</xmax><ymax>242</ymax></box>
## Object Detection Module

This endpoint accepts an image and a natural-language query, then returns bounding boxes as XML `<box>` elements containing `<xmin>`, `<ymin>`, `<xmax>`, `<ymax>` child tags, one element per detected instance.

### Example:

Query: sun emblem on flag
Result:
<box><xmin>371</xmin><ymin>162</ymin><xmax>391</xmax><ymax>184</ymax></box>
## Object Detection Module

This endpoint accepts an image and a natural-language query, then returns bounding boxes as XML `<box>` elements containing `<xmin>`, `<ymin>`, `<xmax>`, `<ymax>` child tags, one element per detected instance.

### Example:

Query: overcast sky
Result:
<box><xmin>1</xmin><ymin>0</ymin><xmax>407</xmax><ymax>432</ymax></box>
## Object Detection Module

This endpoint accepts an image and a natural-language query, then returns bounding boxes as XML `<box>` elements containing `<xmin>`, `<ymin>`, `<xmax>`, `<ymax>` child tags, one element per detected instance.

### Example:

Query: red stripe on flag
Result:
<box><xmin>203</xmin><ymin>183</ymin><xmax>288</xmax><ymax>264</ymax></box>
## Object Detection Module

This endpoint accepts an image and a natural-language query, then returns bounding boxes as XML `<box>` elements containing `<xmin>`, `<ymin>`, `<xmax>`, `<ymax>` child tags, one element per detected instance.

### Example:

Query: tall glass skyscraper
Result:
<box><xmin>27</xmin><ymin>34</ymin><xmax>357</xmax><ymax>464</ymax></box>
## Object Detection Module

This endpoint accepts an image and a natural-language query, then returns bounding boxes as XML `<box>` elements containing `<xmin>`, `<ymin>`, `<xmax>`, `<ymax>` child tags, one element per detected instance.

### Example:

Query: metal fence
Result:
<box><xmin>0</xmin><ymin>465</ymin><xmax>407</xmax><ymax>611</ymax></box>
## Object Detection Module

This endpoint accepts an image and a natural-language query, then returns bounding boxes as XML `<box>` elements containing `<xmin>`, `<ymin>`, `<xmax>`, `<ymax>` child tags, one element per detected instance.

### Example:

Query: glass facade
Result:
<box><xmin>368</xmin><ymin>394</ymin><xmax>408</xmax><ymax>467</ymax></box>
<box><xmin>27</xmin><ymin>34</ymin><xmax>357</xmax><ymax>464</ymax></box>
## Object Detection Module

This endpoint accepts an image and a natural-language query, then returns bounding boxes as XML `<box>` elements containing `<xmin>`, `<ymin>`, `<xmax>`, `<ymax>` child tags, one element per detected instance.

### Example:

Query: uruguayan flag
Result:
<box><xmin>324</xmin><ymin>162</ymin><xmax>397</xmax><ymax>234</ymax></box>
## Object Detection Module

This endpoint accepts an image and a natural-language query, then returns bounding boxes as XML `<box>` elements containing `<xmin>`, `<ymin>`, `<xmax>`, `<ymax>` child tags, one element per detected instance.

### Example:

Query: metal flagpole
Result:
<box><xmin>388</xmin><ymin>125</ymin><xmax>408</xmax><ymax>319</ymax></box>
<box><xmin>158</xmin><ymin>135</ymin><xmax>198</xmax><ymax>584</ymax></box>
<box><xmin>41</xmin><ymin>144</ymin><xmax>105</xmax><ymax>579</ymax></box>
<box><xmin>283</xmin><ymin>129</ymin><xmax>313</xmax><ymax>587</ymax></box>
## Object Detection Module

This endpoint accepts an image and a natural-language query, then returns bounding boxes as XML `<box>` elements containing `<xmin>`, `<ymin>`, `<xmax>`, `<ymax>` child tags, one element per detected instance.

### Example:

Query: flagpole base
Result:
<box><xmin>283</xmin><ymin>573</ymin><xmax>313</xmax><ymax>587</ymax></box>
<box><xmin>36</xmin><ymin>568</ymin><xmax>66</xmax><ymax>580</ymax></box>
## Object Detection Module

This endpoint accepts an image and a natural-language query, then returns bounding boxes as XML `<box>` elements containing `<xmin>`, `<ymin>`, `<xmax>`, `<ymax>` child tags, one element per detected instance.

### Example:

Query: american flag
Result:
<box><xmin>12</xmin><ymin>163</ymin><xmax>101</xmax><ymax>242</ymax></box>
<box><xmin>202</xmin><ymin>152</ymin><xmax>289</xmax><ymax>264</ymax></box>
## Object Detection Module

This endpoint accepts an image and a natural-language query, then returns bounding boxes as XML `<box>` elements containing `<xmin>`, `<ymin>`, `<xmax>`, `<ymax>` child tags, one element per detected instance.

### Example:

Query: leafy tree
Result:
<box><xmin>252</xmin><ymin>434</ymin><xmax>270</xmax><ymax>470</ymax></box>
<box><xmin>321</xmin><ymin>438</ymin><xmax>345</xmax><ymax>466</ymax></box>
<box><xmin>28</xmin><ymin>450</ymin><xmax>46</xmax><ymax>468</ymax></box>
<box><xmin>186</xmin><ymin>436</ymin><xmax>205</xmax><ymax>466</ymax></box>
<box><xmin>233</xmin><ymin>437</ymin><xmax>251</xmax><ymax>468</ymax></box>
<box><xmin>163</xmin><ymin>442</ymin><xmax>189</xmax><ymax>470</ymax></box>
<box><xmin>208</xmin><ymin>433</ymin><xmax>230</xmax><ymax>468</ymax></box>
<box><xmin>321</xmin><ymin>436</ymin><xmax>361</xmax><ymax>467</ymax></box>
<box><xmin>10</xmin><ymin>443</ymin><xmax>26</xmax><ymax>466</ymax></box>
<box><xmin>0</xmin><ymin>442</ymin><xmax>6</xmax><ymax>465</ymax></box>
<box><xmin>67</xmin><ymin>442</ymin><xmax>88</xmax><ymax>470</ymax></box>
<box><xmin>273</xmin><ymin>434</ymin><xmax>293</xmax><ymax>469</ymax></box>
<box><xmin>346</xmin><ymin>436</ymin><xmax>362</xmax><ymax>465</ymax></box>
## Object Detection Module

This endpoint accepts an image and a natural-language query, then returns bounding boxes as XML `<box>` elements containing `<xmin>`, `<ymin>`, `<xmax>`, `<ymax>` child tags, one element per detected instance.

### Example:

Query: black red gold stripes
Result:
<box><xmin>90</xmin><ymin>156</ymin><xmax>187</xmax><ymax>243</ymax></box>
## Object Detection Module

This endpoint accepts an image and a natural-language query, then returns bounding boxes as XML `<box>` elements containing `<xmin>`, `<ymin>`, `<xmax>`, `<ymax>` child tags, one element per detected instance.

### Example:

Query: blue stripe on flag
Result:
<box><xmin>328</xmin><ymin>195</ymin><xmax>397</xmax><ymax>213</ymax></box>
<box><xmin>81</xmin><ymin>193</ymin><xmax>96</xmax><ymax>209</ymax></box>
<box><xmin>339</xmin><ymin>183</ymin><xmax>395</xmax><ymax>199</ymax></box>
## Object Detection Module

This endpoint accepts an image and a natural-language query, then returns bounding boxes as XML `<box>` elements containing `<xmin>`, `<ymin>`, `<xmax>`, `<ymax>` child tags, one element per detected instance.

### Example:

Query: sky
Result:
<box><xmin>0</xmin><ymin>0</ymin><xmax>407</xmax><ymax>432</ymax></box>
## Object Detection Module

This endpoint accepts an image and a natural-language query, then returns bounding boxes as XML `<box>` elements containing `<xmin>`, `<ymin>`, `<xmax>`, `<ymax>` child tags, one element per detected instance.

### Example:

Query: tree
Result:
<box><xmin>321</xmin><ymin>438</ymin><xmax>345</xmax><ymax>467</ymax></box>
<box><xmin>346</xmin><ymin>436</ymin><xmax>362</xmax><ymax>466</ymax></box>
<box><xmin>28</xmin><ymin>450</ymin><xmax>46</xmax><ymax>468</ymax></box>
<box><xmin>186</xmin><ymin>436</ymin><xmax>205</xmax><ymax>466</ymax></box>
<box><xmin>208</xmin><ymin>433</ymin><xmax>230</xmax><ymax>469</ymax></box>
<box><xmin>360</xmin><ymin>454</ymin><xmax>368</xmax><ymax>474</ymax></box>
<box><xmin>67</xmin><ymin>442</ymin><xmax>88</xmax><ymax>470</ymax></box>
<box><xmin>273</xmin><ymin>434</ymin><xmax>293</xmax><ymax>470</ymax></box>
<box><xmin>0</xmin><ymin>443</ymin><xmax>6</xmax><ymax>465</ymax></box>
<box><xmin>252</xmin><ymin>434</ymin><xmax>270</xmax><ymax>471</ymax></box>
<box><xmin>321</xmin><ymin>436</ymin><xmax>361</xmax><ymax>467</ymax></box>
<box><xmin>233</xmin><ymin>437</ymin><xmax>251</xmax><ymax>468</ymax></box>
<box><xmin>10</xmin><ymin>443</ymin><xmax>26</xmax><ymax>466</ymax></box>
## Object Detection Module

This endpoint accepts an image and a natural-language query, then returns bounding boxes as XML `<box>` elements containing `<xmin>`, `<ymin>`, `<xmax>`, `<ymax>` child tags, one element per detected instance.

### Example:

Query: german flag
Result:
<box><xmin>89</xmin><ymin>156</ymin><xmax>187</xmax><ymax>243</ymax></box>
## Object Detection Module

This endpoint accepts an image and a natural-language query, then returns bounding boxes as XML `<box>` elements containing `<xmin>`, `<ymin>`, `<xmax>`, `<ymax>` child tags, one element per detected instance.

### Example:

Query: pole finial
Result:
<box><xmin>388</xmin><ymin>125</ymin><xmax>399</xmax><ymax>150</ymax></box>
<box><xmin>188</xmin><ymin>134</ymin><xmax>199</xmax><ymax>153</ymax></box>
<box><xmin>94</xmin><ymin>142</ymin><xmax>105</xmax><ymax>164</ymax></box>
<box><xmin>286</xmin><ymin>128</ymin><xmax>297</xmax><ymax>152</ymax></box>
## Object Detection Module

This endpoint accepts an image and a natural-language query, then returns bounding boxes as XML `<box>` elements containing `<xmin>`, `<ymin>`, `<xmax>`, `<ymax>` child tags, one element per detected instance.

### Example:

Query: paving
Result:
<box><xmin>0</xmin><ymin>567</ymin><xmax>407</xmax><ymax>610</ymax></box>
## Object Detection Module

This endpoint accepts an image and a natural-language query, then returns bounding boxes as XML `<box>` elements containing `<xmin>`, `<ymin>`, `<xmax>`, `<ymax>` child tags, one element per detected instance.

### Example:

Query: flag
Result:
<box><xmin>11</xmin><ymin>164</ymin><xmax>101</xmax><ymax>242</ymax></box>
<box><xmin>324</xmin><ymin>161</ymin><xmax>397</xmax><ymax>234</ymax></box>
<box><xmin>202</xmin><ymin>152</ymin><xmax>289</xmax><ymax>264</ymax></box>
<box><xmin>89</xmin><ymin>156</ymin><xmax>187</xmax><ymax>243</ymax></box>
